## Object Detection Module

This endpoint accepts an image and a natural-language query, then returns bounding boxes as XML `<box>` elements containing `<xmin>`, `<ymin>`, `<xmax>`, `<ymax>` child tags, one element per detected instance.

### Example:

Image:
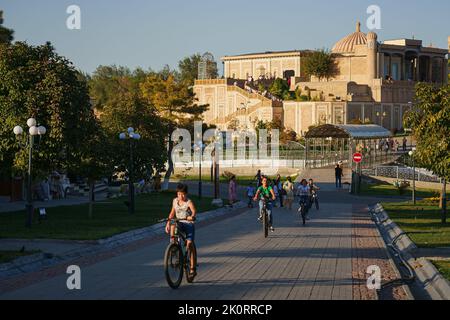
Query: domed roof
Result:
<box><xmin>332</xmin><ymin>22</ymin><xmax>367</xmax><ymax>53</ymax></box>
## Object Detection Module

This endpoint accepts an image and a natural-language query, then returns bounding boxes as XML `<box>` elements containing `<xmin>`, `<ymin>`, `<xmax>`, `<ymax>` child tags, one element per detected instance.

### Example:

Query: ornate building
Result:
<box><xmin>193</xmin><ymin>23</ymin><xmax>449</xmax><ymax>135</ymax></box>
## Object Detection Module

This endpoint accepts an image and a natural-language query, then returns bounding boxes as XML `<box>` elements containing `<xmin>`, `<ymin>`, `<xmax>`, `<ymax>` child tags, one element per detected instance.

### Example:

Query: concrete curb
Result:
<box><xmin>0</xmin><ymin>201</ymin><xmax>247</xmax><ymax>280</ymax></box>
<box><xmin>370</xmin><ymin>203</ymin><xmax>450</xmax><ymax>300</ymax></box>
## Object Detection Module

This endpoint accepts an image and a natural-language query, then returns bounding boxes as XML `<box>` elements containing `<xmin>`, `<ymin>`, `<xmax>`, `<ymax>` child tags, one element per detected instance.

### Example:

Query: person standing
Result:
<box><xmin>275</xmin><ymin>174</ymin><xmax>284</xmax><ymax>208</ymax></box>
<box><xmin>228</xmin><ymin>175</ymin><xmax>237</xmax><ymax>206</ymax></box>
<box><xmin>335</xmin><ymin>163</ymin><xmax>343</xmax><ymax>189</ymax></box>
<box><xmin>246</xmin><ymin>183</ymin><xmax>255</xmax><ymax>208</ymax></box>
<box><xmin>255</xmin><ymin>170</ymin><xmax>262</xmax><ymax>188</ymax></box>
<box><xmin>283</xmin><ymin>177</ymin><xmax>295</xmax><ymax>210</ymax></box>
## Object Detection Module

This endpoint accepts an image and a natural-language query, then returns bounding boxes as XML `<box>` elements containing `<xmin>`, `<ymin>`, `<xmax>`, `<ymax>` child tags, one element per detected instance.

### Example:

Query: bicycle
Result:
<box><xmin>260</xmin><ymin>198</ymin><xmax>269</xmax><ymax>238</ymax></box>
<box><xmin>298</xmin><ymin>196</ymin><xmax>309</xmax><ymax>226</ymax></box>
<box><xmin>310</xmin><ymin>190</ymin><xmax>319</xmax><ymax>210</ymax></box>
<box><xmin>164</xmin><ymin>218</ymin><xmax>197</xmax><ymax>289</ymax></box>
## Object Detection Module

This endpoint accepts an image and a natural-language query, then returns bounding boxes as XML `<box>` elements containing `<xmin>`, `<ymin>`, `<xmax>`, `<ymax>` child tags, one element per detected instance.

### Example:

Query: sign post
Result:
<box><xmin>353</xmin><ymin>153</ymin><xmax>363</xmax><ymax>194</ymax></box>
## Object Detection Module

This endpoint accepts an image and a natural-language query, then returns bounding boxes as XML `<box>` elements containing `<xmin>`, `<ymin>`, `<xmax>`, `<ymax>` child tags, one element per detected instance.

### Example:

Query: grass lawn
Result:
<box><xmin>0</xmin><ymin>192</ymin><xmax>217</xmax><ymax>241</ymax></box>
<box><xmin>361</xmin><ymin>182</ymin><xmax>448</xmax><ymax>199</ymax></box>
<box><xmin>0</xmin><ymin>250</ymin><xmax>41</xmax><ymax>264</ymax></box>
<box><xmin>431</xmin><ymin>260</ymin><xmax>450</xmax><ymax>282</ymax></box>
<box><xmin>382</xmin><ymin>201</ymin><xmax>450</xmax><ymax>248</ymax></box>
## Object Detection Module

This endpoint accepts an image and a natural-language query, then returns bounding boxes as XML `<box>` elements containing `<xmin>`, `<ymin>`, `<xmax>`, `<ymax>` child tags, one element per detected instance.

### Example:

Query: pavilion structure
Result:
<box><xmin>304</xmin><ymin>124</ymin><xmax>392</xmax><ymax>170</ymax></box>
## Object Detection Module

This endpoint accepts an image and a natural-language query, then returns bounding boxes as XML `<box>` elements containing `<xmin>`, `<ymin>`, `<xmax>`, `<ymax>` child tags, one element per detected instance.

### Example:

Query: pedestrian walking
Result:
<box><xmin>255</xmin><ymin>170</ymin><xmax>262</xmax><ymax>188</ymax></box>
<box><xmin>228</xmin><ymin>175</ymin><xmax>237</xmax><ymax>206</ymax></box>
<box><xmin>335</xmin><ymin>163</ymin><xmax>343</xmax><ymax>189</ymax></box>
<box><xmin>282</xmin><ymin>177</ymin><xmax>294</xmax><ymax>210</ymax></box>
<box><xmin>275</xmin><ymin>174</ymin><xmax>284</xmax><ymax>207</ymax></box>
<box><xmin>246</xmin><ymin>183</ymin><xmax>255</xmax><ymax>208</ymax></box>
<box><xmin>402</xmin><ymin>137</ymin><xmax>407</xmax><ymax>152</ymax></box>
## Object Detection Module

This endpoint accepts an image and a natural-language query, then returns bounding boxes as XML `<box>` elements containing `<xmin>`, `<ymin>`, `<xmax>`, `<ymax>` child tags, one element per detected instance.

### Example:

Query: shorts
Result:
<box><xmin>178</xmin><ymin>221</ymin><xmax>195</xmax><ymax>241</ymax></box>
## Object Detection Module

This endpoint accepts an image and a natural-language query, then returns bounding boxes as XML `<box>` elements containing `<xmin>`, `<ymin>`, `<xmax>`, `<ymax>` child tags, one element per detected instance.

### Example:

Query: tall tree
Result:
<box><xmin>89</xmin><ymin>65</ymin><xmax>167</xmax><ymax>181</ymax></box>
<box><xmin>405</xmin><ymin>83</ymin><xmax>450</xmax><ymax>223</ymax></box>
<box><xmin>178</xmin><ymin>53</ymin><xmax>218</xmax><ymax>85</ymax></box>
<box><xmin>0</xmin><ymin>10</ymin><xmax>14</xmax><ymax>45</ymax></box>
<box><xmin>141</xmin><ymin>71</ymin><xmax>209</xmax><ymax>188</ymax></box>
<box><xmin>304</xmin><ymin>49</ymin><xmax>336</xmax><ymax>81</ymax></box>
<box><xmin>0</xmin><ymin>42</ymin><xmax>97</xmax><ymax>181</ymax></box>
<box><xmin>268</xmin><ymin>78</ymin><xmax>290</xmax><ymax>99</ymax></box>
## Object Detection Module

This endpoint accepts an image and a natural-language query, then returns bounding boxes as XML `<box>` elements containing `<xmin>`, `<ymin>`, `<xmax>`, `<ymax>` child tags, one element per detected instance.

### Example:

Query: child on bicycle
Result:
<box><xmin>297</xmin><ymin>179</ymin><xmax>311</xmax><ymax>218</ymax></box>
<box><xmin>165</xmin><ymin>183</ymin><xmax>197</xmax><ymax>277</ymax></box>
<box><xmin>308</xmin><ymin>179</ymin><xmax>320</xmax><ymax>210</ymax></box>
<box><xmin>253</xmin><ymin>176</ymin><xmax>276</xmax><ymax>232</ymax></box>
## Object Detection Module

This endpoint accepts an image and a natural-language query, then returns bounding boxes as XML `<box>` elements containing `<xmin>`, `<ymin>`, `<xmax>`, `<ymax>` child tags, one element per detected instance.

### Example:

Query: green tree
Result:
<box><xmin>178</xmin><ymin>53</ymin><xmax>218</xmax><ymax>85</ymax></box>
<box><xmin>404</xmin><ymin>83</ymin><xmax>450</xmax><ymax>223</ymax></box>
<box><xmin>268</xmin><ymin>78</ymin><xmax>290</xmax><ymax>99</ymax></box>
<box><xmin>140</xmin><ymin>71</ymin><xmax>208</xmax><ymax>188</ymax></box>
<box><xmin>0</xmin><ymin>11</ymin><xmax>14</xmax><ymax>45</ymax></box>
<box><xmin>89</xmin><ymin>65</ymin><xmax>167</xmax><ymax>182</ymax></box>
<box><xmin>0</xmin><ymin>42</ymin><xmax>97</xmax><ymax>181</ymax></box>
<box><xmin>304</xmin><ymin>49</ymin><xmax>336</xmax><ymax>81</ymax></box>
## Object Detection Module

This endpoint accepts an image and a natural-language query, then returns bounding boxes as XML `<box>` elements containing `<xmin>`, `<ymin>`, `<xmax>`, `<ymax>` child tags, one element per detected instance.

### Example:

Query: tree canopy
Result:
<box><xmin>303</xmin><ymin>49</ymin><xmax>336</xmax><ymax>81</ymax></box>
<box><xmin>0</xmin><ymin>11</ymin><xmax>14</xmax><ymax>45</ymax></box>
<box><xmin>0</xmin><ymin>42</ymin><xmax>97</xmax><ymax>179</ymax></box>
<box><xmin>404</xmin><ymin>83</ymin><xmax>450</xmax><ymax>181</ymax></box>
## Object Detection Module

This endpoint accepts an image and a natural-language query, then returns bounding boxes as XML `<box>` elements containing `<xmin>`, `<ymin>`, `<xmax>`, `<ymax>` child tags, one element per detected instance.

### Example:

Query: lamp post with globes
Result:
<box><xmin>194</xmin><ymin>142</ymin><xmax>204</xmax><ymax>199</ymax></box>
<box><xmin>119</xmin><ymin>127</ymin><xmax>141</xmax><ymax>215</ymax></box>
<box><xmin>376</xmin><ymin>111</ymin><xmax>387</xmax><ymax>128</ymax></box>
<box><xmin>409</xmin><ymin>148</ymin><xmax>417</xmax><ymax>205</ymax></box>
<box><xmin>13</xmin><ymin>118</ymin><xmax>47</xmax><ymax>227</ymax></box>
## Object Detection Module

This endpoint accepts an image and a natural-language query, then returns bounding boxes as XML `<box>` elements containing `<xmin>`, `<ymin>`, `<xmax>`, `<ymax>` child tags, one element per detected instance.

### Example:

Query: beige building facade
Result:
<box><xmin>194</xmin><ymin>23</ymin><xmax>449</xmax><ymax>135</ymax></box>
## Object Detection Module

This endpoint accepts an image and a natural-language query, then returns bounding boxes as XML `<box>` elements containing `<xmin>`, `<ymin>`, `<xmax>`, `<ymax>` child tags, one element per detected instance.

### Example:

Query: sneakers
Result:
<box><xmin>270</xmin><ymin>226</ymin><xmax>275</xmax><ymax>233</ymax></box>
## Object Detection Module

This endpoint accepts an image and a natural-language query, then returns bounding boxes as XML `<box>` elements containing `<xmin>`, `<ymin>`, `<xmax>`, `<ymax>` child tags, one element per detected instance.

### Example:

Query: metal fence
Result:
<box><xmin>362</xmin><ymin>166</ymin><xmax>441</xmax><ymax>183</ymax></box>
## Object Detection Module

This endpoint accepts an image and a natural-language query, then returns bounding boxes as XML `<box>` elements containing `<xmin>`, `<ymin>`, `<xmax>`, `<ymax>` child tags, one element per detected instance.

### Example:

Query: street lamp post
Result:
<box><xmin>119</xmin><ymin>127</ymin><xmax>141</xmax><ymax>214</ymax></box>
<box><xmin>211</xmin><ymin>130</ymin><xmax>223</xmax><ymax>207</ymax></box>
<box><xmin>376</xmin><ymin>111</ymin><xmax>387</xmax><ymax>128</ymax></box>
<box><xmin>194</xmin><ymin>142</ymin><xmax>204</xmax><ymax>199</ymax></box>
<box><xmin>409</xmin><ymin>148</ymin><xmax>417</xmax><ymax>205</ymax></box>
<box><xmin>14</xmin><ymin>118</ymin><xmax>47</xmax><ymax>227</ymax></box>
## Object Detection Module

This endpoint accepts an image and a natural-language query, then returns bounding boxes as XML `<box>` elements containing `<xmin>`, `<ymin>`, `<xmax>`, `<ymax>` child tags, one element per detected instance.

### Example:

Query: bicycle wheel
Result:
<box><xmin>164</xmin><ymin>243</ymin><xmax>183</xmax><ymax>289</ymax></box>
<box><xmin>185</xmin><ymin>243</ymin><xmax>197</xmax><ymax>283</ymax></box>
<box><xmin>262</xmin><ymin>209</ymin><xmax>268</xmax><ymax>238</ymax></box>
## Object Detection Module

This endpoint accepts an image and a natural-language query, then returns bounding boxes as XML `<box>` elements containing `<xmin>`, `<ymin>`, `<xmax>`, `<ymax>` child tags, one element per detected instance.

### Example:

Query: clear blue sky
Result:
<box><xmin>2</xmin><ymin>0</ymin><xmax>449</xmax><ymax>74</ymax></box>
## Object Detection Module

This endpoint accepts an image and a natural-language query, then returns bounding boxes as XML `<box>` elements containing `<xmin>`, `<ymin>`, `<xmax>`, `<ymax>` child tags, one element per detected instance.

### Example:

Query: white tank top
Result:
<box><xmin>173</xmin><ymin>198</ymin><xmax>192</xmax><ymax>221</ymax></box>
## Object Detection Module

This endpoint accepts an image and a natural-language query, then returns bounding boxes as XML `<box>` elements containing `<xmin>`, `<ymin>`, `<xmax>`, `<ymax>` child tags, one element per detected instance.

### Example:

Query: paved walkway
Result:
<box><xmin>0</xmin><ymin>183</ymin><xmax>408</xmax><ymax>300</ymax></box>
<box><xmin>0</xmin><ymin>168</ymin><xmax>413</xmax><ymax>300</ymax></box>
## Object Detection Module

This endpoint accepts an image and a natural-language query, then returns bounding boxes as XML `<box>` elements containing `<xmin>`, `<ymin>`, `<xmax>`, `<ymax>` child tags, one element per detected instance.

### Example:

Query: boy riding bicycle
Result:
<box><xmin>253</xmin><ymin>176</ymin><xmax>276</xmax><ymax>233</ymax></box>
<box><xmin>165</xmin><ymin>183</ymin><xmax>197</xmax><ymax>277</ymax></box>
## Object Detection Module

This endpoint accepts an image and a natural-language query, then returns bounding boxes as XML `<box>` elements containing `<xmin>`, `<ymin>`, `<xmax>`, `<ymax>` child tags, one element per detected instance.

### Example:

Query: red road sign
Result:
<box><xmin>353</xmin><ymin>153</ymin><xmax>363</xmax><ymax>163</ymax></box>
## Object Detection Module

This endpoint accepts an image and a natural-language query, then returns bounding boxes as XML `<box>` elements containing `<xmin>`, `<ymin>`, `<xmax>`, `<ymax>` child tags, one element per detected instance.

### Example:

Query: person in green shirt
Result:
<box><xmin>253</xmin><ymin>176</ymin><xmax>276</xmax><ymax>232</ymax></box>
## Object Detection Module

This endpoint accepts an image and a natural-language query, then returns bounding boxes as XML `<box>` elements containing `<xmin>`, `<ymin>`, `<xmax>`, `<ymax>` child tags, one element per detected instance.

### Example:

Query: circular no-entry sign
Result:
<box><xmin>353</xmin><ymin>153</ymin><xmax>363</xmax><ymax>163</ymax></box>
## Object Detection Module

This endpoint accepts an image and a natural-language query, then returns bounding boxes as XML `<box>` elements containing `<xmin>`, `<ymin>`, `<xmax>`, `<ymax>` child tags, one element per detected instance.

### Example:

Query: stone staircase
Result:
<box><xmin>68</xmin><ymin>181</ymin><xmax>108</xmax><ymax>197</ymax></box>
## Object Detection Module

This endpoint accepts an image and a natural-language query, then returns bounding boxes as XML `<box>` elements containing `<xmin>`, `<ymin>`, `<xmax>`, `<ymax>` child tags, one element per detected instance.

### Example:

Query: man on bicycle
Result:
<box><xmin>308</xmin><ymin>179</ymin><xmax>320</xmax><ymax>210</ymax></box>
<box><xmin>297</xmin><ymin>179</ymin><xmax>311</xmax><ymax>218</ymax></box>
<box><xmin>165</xmin><ymin>183</ymin><xmax>197</xmax><ymax>277</ymax></box>
<box><xmin>253</xmin><ymin>176</ymin><xmax>276</xmax><ymax>233</ymax></box>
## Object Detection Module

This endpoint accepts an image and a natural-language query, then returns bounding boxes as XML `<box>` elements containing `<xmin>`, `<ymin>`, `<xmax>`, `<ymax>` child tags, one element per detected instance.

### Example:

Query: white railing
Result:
<box><xmin>362</xmin><ymin>166</ymin><xmax>441</xmax><ymax>183</ymax></box>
